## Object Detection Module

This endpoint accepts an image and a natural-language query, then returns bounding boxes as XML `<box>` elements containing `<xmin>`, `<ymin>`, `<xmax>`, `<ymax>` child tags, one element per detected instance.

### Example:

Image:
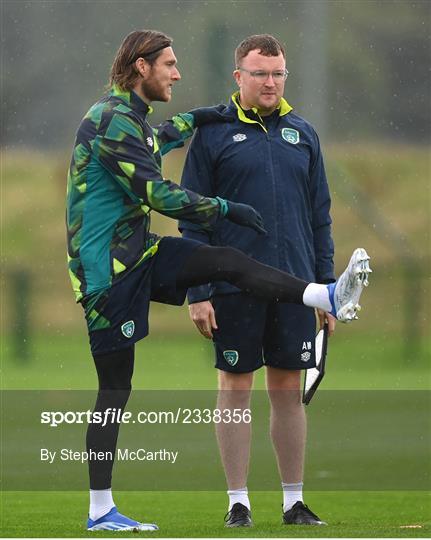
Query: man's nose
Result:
<box><xmin>264</xmin><ymin>74</ymin><xmax>276</xmax><ymax>87</ymax></box>
<box><xmin>172</xmin><ymin>67</ymin><xmax>181</xmax><ymax>81</ymax></box>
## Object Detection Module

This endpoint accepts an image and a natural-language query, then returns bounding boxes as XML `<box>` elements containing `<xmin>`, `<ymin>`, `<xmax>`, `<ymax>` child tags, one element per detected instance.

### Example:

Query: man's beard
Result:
<box><xmin>140</xmin><ymin>77</ymin><xmax>168</xmax><ymax>102</ymax></box>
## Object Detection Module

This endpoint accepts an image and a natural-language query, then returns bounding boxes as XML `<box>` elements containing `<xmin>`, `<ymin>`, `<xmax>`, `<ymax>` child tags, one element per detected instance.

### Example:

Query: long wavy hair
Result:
<box><xmin>108</xmin><ymin>30</ymin><xmax>173</xmax><ymax>90</ymax></box>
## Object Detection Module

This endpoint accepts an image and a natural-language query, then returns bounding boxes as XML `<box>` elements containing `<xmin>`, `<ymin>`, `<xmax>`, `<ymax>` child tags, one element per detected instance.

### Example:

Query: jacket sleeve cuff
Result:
<box><xmin>187</xmin><ymin>285</ymin><xmax>211</xmax><ymax>304</ymax></box>
<box><xmin>215</xmin><ymin>196</ymin><xmax>229</xmax><ymax>217</ymax></box>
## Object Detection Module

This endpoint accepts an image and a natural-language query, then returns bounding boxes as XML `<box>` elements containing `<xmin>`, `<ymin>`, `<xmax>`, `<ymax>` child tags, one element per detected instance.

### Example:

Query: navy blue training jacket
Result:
<box><xmin>179</xmin><ymin>92</ymin><xmax>335</xmax><ymax>303</ymax></box>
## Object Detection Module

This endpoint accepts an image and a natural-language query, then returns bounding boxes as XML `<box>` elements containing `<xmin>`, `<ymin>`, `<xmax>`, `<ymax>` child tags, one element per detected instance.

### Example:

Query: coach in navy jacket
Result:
<box><xmin>179</xmin><ymin>34</ymin><xmax>335</xmax><ymax>526</ymax></box>
<box><xmin>179</xmin><ymin>91</ymin><xmax>335</xmax><ymax>301</ymax></box>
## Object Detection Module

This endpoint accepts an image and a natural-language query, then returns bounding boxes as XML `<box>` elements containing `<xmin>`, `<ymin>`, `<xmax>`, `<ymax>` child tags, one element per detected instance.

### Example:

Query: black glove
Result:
<box><xmin>224</xmin><ymin>200</ymin><xmax>267</xmax><ymax>235</ymax></box>
<box><xmin>188</xmin><ymin>104</ymin><xmax>234</xmax><ymax>127</ymax></box>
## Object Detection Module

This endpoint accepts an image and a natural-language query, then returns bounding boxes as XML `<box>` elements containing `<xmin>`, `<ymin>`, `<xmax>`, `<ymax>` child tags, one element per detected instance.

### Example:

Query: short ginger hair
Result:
<box><xmin>235</xmin><ymin>34</ymin><xmax>285</xmax><ymax>67</ymax></box>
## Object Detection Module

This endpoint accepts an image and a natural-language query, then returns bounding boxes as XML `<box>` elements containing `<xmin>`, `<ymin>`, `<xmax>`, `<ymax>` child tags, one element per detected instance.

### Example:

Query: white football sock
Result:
<box><xmin>303</xmin><ymin>283</ymin><xmax>332</xmax><ymax>312</ymax></box>
<box><xmin>282</xmin><ymin>481</ymin><xmax>303</xmax><ymax>512</ymax></box>
<box><xmin>227</xmin><ymin>487</ymin><xmax>250</xmax><ymax>510</ymax></box>
<box><xmin>89</xmin><ymin>488</ymin><xmax>115</xmax><ymax>521</ymax></box>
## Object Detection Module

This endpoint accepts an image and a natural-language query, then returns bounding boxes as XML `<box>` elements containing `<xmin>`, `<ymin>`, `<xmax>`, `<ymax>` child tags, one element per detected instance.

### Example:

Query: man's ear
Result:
<box><xmin>233</xmin><ymin>69</ymin><xmax>241</xmax><ymax>88</ymax></box>
<box><xmin>135</xmin><ymin>57</ymin><xmax>149</xmax><ymax>78</ymax></box>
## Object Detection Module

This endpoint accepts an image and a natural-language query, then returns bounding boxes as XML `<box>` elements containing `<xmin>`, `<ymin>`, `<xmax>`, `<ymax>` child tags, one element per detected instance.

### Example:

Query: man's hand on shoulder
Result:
<box><xmin>188</xmin><ymin>104</ymin><xmax>234</xmax><ymax>127</ymax></box>
<box><xmin>188</xmin><ymin>301</ymin><xmax>218</xmax><ymax>339</ymax></box>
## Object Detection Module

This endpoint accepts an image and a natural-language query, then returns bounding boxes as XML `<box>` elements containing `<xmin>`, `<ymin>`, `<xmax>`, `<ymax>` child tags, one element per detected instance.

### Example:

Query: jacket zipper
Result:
<box><xmin>265</xmin><ymin>130</ymin><xmax>280</xmax><ymax>268</ymax></box>
<box><xmin>244</xmin><ymin>113</ymin><xmax>281</xmax><ymax>269</ymax></box>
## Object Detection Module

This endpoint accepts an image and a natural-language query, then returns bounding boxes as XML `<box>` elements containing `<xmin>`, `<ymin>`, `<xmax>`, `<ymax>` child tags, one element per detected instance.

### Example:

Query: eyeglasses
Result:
<box><xmin>237</xmin><ymin>67</ymin><xmax>289</xmax><ymax>82</ymax></box>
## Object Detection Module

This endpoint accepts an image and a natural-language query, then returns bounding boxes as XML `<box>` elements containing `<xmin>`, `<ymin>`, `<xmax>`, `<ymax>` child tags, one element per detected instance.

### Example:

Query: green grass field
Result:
<box><xmin>1</xmin><ymin>333</ymin><xmax>430</xmax><ymax>537</ymax></box>
<box><xmin>2</xmin><ymin>491</ymin><xmax>430</xmax><ymax>537</ymax></box>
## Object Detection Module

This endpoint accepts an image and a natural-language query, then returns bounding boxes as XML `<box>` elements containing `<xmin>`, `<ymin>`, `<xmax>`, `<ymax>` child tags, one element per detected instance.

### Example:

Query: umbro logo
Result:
<box><xmin>232</xmin><ymin>133</ymin><xmax>247</xmax><ymax>142</ymax></box>
<box><xmin>301</xmin><ymin>351</ymin><xmax>311</xmax><ymax>362</ymax></box>
<box><xmin>146</xmin><ymin>137</ymin><xmax>154</xmax><ymax>147</ymax></box>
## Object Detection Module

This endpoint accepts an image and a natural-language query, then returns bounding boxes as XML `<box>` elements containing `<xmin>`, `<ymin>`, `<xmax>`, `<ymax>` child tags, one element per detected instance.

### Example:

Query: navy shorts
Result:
<box><xmin>83</xmin><ymin>236</ymin><xmax>203</xmax><ymax>356</ymax></box>
<box><xmin>212</xmin><ymin>293</ymin><xmax>317</xmax><ymax>373</ymax></box>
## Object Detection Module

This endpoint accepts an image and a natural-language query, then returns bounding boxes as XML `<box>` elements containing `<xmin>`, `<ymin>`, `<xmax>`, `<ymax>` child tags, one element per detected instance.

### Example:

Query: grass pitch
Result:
<box><xmin>1</xmin><ymin>334</ymin><xmax>430</xmax><ymax>536</ymax></box>
<box><xmin>1</xmin><ymin>491</ymin><xmax>430</xmax><ymax>538</ymax></box>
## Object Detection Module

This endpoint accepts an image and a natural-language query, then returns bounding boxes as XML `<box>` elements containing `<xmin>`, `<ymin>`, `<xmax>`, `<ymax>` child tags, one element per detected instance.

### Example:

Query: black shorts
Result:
<box><xmin>83</xmin><ymin>236</ymin><xmax>203</xmax><ymax>356</ymax></box>
<box><xmin>212</xmin><ymin>293</ymin><xmax>317</xmax><ymax>373</ymax></box>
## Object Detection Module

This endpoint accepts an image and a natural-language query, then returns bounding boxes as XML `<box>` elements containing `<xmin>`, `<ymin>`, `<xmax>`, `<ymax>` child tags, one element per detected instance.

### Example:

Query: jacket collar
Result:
<box><xmin>110</xmin><ymin>85</ymin><xmax>153</xmax><ymax>117</ymax></box>
<box><xmin>228</xmin><ymin>91</ymin><xmax>293</xmax><ymax>125</ymax></box>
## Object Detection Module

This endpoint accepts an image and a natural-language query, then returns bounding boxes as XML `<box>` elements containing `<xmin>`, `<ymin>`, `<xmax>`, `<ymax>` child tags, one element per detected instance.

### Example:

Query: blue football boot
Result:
<box><xmin>87</xmin><ymin>506</ymin><xmax>158</xmax><ymax>531</ymax></box>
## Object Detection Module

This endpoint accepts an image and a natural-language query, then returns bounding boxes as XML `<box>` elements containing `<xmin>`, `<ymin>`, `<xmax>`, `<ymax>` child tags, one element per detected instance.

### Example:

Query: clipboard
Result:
<box><xmin>302</xmin><ymin>323</ymin><xmax>329</xmax><ymax>405</ymax></box>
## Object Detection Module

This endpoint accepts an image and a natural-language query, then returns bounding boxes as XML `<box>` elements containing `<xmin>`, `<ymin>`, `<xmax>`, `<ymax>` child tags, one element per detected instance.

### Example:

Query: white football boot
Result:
<box><xmin>327</xmin><ymin>248</ymin><xmax>372</xmax><ymax>322</ymax></box>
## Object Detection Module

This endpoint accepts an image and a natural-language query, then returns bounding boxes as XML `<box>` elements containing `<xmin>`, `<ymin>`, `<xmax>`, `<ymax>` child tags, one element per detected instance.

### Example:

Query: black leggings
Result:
<box><xmin>87</xmin><ymin>347</ymin><xmax>134</xmax><ymax>489</ymax></box>
<box><xmin>178</xmin><ymin>244</ymin><xmax>307</xmax><ymax>303</ymax></box>
<box><xmin>87</xmin><ymin>243</ymin><xmax>310</xmax><ymax>489</ymax></box>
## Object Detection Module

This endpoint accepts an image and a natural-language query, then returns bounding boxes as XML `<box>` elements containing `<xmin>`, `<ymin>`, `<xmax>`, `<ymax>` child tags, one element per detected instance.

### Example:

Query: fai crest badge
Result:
<box><xmin>281</xmin><ymin>128</ymin><xmax>300</xmax><ymax>144</ymax></box>
<box><xmin>121</xmin><ymin>320</ymin><xmax>135</xmax><ymax>338</ymax></box>
<box><xmin>223</xmin><ymin>350</ymin><xmax>239</xmax><ymax>366</ymax></box>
